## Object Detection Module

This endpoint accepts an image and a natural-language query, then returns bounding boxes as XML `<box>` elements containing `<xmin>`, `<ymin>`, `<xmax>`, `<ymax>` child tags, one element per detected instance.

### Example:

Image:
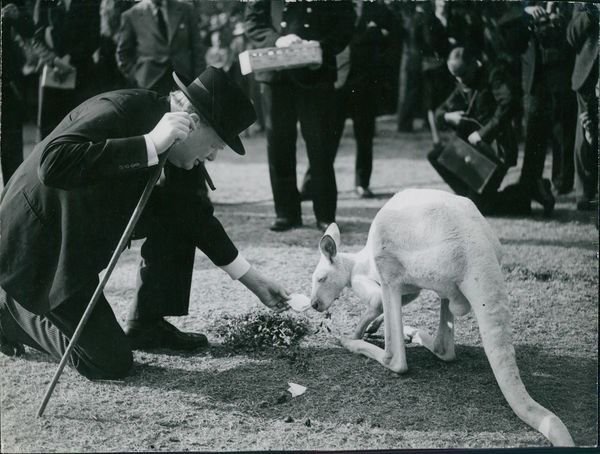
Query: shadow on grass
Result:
<box><xmin>501</xmin><ymin>237</ymin><xmax>597</xmax><ymax>251</ymax></box>
<box><xmin>117</xmin><ymin>343</ymin><xmax>596</xmax><ymax>445</ymax></box>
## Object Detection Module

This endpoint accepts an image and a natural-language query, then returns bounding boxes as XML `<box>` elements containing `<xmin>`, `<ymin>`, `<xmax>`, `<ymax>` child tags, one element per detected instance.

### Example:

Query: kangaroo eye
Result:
<box><xmin>318</xmin><ymin>276</ymin><xmax>327</xmax><ymax>283</ymax></box>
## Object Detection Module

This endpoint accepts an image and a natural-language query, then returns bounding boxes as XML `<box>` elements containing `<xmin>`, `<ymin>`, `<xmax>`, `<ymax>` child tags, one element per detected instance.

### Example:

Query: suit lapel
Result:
<box><xmin>167</xmin><ymin>0</ymin><xmax>183</xmax><ymax>44</ymax></box>
<box><xmin>142</xmin><ymin>1</ymin><xmax>166</xmax><ymax>43</ymax></box>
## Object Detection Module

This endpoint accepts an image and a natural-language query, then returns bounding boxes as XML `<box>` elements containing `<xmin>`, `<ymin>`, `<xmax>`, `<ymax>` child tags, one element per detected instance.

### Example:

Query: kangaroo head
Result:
<box><xmin>310</xmin><ymin>223</ymin><xmax>351</xmax><ymax>312</ymax></box>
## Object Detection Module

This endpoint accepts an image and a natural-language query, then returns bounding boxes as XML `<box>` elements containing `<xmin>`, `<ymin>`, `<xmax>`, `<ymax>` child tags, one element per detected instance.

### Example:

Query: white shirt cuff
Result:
<box><xmin>144</xmin><ymin>134</ymin><xmax>159</xmax><ymax>166</ymax></box>
<box><xmin>221</xmin><ymin>254</ymin><xmax>251</xmax><ymax>280</ymax></box>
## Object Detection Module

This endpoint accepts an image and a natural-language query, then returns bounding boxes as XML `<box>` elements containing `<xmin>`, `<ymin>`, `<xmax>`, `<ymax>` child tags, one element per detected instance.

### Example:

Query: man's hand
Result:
<box><xmin>1</xmin><ymin>3</ymin><xmax>19</xmax><ymax>20</ymax></box>
<box><xmin>468</xmin><ymin>130</ymin><xmax>482</xmax><ymax>146</ymax></box>
<box><xmin>444</xmin><ymin>111</ymin><xmax>465</xmax><ymax>127</ymax></box>
<box><xmin>238</xmin><ymin>266</ymin><xmax>290</xmax><ymax>312</ymax></box>
<box><xmin>148</xmin><ymin>112</ymin><xmax>193</xmax><ymax>154</ymax></box>
<box><xmin>275</xmin><ymin>34</ymin><xmax>302</xmax><ymax>48</ymax></box>
<box><xmin>580</xmin><ymin>112</ymin><xmax>594</xmax><ymax>144</ymax></box>
<box><xmin>525</xmin><ymin>5</ymin><xmax>547</xmax><ymax>20</ymax></box>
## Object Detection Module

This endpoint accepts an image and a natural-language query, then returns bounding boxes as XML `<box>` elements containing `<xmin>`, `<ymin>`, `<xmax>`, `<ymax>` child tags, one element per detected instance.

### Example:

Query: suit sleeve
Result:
<box><xmin>478</xmin><ymin>68</ymin><xmax>516</xmax><ymax>142</ymax></box>
<box><xmin>567</xmin><ymin>6</ymin><xmax>595</xmax><ymax>51</ymax></box>
<box><xmin>435</xmin><ymin>88</ymin><xmax>463</xmax><ymax>130</ymax></box>
<box><xmin>116</xmin><ymin>11</ymin><xmax>137</xmax><ymax>83</ymax></box>
<box><xmin>244</xmin><ymin>0</ymin><xmax>280</xmax><ymax>49</ymax></box>
<box><xmin>319</xmin><ymin>1</ymin><xmax>355</xmax><ymax>57</ymax></box>
<box><xmin>38</xmin><ymin>101</ymin><xmax>153</xmax><ymax>190</ymax></box>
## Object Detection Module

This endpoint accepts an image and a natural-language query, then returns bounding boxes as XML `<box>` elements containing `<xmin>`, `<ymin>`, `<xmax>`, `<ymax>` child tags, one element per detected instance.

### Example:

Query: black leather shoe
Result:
<box><xmin>269</xmin><ymin>218</ymin><xmax>302</xmax><ymax>232</ymax></box>
<box><xmin>531</xmin><ymin>179</ymin><xmax>555</xmax><ymax>217</ymax></box>
<box><xmin>0</xmin><ymin>332</ymin><xmax>25</xmax><ymax>357</ymax></box>
<box><xmin>356</xmin><ymin>186</ymin><xmax>374</xmax><ymax>199</ymax></box>
<box><xmin>125</xmin><ymin>319</ymin><xmax>209</xmax><ymax>351</ymax></box>
<box><xmin>316</xmin><ymin>220</ymin><xmax>331</xmax><ymax>232</ymax></box>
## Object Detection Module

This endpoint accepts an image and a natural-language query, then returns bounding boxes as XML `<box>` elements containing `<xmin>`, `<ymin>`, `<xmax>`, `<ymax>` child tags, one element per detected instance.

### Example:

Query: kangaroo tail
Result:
<box><xmin>459</xmin><ymin>264</ymin><xmax>574</xmax><ymax>447</ymax></box>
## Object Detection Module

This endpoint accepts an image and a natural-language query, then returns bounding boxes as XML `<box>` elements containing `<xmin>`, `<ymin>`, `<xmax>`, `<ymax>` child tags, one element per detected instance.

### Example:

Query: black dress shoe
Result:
<box><xmin>531</xmin><ymin>179</ymin><xmax>555</xmax><ymax>217</ymax></box>
<box><xmin>125</xmin><ymin>319</ymin><xmax>209</xmax><ymax>351</ymax></box>
<box><xmin>576</xmin><ymin>199</ymin><xmax>598</xmax><ymax>211</ymax></box>
<box><xmin>356</xmin><ymin>186</ymin><xmax>374</xmax><ymax>199</ymax></box>
<box><xmin>269</xmin><ymin>218</ymin><xmax>302</xmax><ymax>232</ymax></box>
<box><xmin>0</xmin><ymin>333</ymin><xmax>25</xmax><ymax>357</ymax></box>
<box><xmin>316</xmin><ymin>220</ymin><xmax>331</xmax><ymax>232</ymax></box>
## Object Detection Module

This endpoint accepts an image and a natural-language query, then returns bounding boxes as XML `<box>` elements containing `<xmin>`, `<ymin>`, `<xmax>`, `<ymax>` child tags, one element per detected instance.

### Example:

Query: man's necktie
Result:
<box><xmin>156</xmin><ymin>1</ymin><xmax>168</xmax><ymax>39</ymax></box>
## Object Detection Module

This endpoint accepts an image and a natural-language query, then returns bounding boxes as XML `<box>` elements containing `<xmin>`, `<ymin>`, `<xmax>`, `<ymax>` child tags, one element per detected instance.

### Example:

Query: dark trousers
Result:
<box><xmin>520</xmin><ymin>78</ymin><xmax>577</xmax><ymax>193</ymax></box>
<box><xmin>306</xmin><ymin>83</ymin><xmax>376</xmax><ymax>189</ymax></box>
<box><xmin>0</xmin><ymin>284</ymin><xmax>133</xmax><ymax>380</ymax></box>
<box><xmin>0</xmin><ymin>81</ymin><xmax>24</xmax><ymax>184</ymax></box>
<box><xmin>261</xmin><ymin>81</ymin><xmax>337</xmax><ymax>223</ymax></box>
<box><xmin>397</xmin><ymin>47</ymin><xmax>422</xmax><ymax>131</ymax></box>
<box><xmin>574</xmin><ymin>73</ymin><xmax>598</xmax><ymax>204</ymax></box>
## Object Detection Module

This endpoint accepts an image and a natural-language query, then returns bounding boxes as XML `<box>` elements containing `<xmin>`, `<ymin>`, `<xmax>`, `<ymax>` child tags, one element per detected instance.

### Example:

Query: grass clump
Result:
<box><xmin>216</xmin><ymin>312</ymin><xmax>309</xmax><ymax>353</ymax></box>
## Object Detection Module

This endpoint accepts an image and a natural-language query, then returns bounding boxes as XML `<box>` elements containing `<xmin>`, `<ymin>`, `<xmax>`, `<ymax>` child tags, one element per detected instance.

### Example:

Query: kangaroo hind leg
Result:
<box><xmin>406</xmin><ymin>297</ymin><xmax>456</xmax><ymax>361</ymax></box>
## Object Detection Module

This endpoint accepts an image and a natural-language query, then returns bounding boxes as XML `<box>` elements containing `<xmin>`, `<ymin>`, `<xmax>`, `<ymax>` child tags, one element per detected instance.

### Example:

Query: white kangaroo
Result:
<box><xmin>309</xmin><ymin>189</ymin><xmax>574</xmax><ymax>447</ymax></box>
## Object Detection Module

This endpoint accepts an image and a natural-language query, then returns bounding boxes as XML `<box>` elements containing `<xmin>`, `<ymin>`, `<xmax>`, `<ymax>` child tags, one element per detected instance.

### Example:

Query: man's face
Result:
<box><xmin>167</xmin><ymin>113</ymin><xmax>226</xmax><ymax>170</ymax></box>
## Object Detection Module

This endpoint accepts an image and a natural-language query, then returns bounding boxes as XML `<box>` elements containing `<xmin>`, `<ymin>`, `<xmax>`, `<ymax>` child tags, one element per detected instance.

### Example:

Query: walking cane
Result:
<box><xmin>37</xmin><ymin>148</ymin><xmax>174</xmax><ymax>417</ymax></box>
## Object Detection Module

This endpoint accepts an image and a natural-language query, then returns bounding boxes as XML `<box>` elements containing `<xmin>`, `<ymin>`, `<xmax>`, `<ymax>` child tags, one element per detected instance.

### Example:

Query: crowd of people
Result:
<box><xmin>2</xmin><ymin>0</ymin><xmax>597</xmax><ymax>225</ymax></box>
<box><xmin>0</xmin><ymin>0</ymin><xmax>597</xmax><ymax>379</ymax></box>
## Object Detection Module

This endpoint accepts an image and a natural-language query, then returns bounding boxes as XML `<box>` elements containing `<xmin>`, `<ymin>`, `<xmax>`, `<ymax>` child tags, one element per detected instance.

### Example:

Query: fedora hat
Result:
<box><xmin>172</xmin><ymin>67</ymin><xmax>256</xmax><ymax>155</ymax></box>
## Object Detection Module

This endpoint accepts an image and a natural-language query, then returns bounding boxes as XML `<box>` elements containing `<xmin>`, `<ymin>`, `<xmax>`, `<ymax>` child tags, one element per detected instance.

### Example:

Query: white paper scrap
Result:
<box><xmin>287</xmin><ymin>294</ymin><xmax>311</xmax><ymax>312</ymax></box>
<box><xmin>287</xmin><ymin>382</ymin><xmax>307</xmax><ymax>398</ymax></box>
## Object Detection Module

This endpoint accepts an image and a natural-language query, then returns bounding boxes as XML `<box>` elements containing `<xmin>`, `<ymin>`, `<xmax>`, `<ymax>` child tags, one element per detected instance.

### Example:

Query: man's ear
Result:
<box><xmin>189</xmin><ymin>112</ymin><xmax>200</xmax><ymax>130</ymax></box>
<box><xmin>319</xmin><ymin>235</ymin><xmax>337</xmax><ymax>263</ymax></box>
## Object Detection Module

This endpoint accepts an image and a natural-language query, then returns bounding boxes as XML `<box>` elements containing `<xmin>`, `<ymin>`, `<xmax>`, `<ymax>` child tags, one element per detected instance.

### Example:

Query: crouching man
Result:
<box><xmin>427</xmin><ymin>47</ymin><xmax>526</xmax><ymax>216</ymax></box>
<box><xmin>0</xmin><ymin>67</ymin><xmax>290</xmax><ymax>379</ymax></box>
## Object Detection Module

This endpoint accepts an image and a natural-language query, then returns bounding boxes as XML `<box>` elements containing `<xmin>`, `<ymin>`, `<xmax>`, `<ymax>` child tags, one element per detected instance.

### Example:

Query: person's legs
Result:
<box><xmin>0</xmin><ymin>285</ymin><xmax>132</xmax><ymax>380</ymax></box>
<box><xmin>298</xmin><ymin>84</ymin><xmax>337</xmax><ymax>225</ymax></box>
<box><xmin>351</xmin><ymin>84</ymin><xmax>376</xmax><ymax>189</ymax></box>
<box><xmin>549</xmin><ymin>88</ymin><xmax>576</xmax><ymax>194</ymax></box>
<box><xmin>262</xmin><ymin>83</ymin><xmax>302</xmax><ymax>223</ymax></box>
<box><xmin>574</xmin><ymin>88</ymin><xmax>599</xmax><ymax>207</ymax></box>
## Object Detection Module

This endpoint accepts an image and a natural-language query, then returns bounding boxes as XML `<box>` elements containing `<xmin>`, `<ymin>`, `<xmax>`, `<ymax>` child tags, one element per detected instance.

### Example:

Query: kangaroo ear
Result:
<box><xmin>319</xmin><ymin>234</ymin><xmax>337</xmax><ymax>263</ymax></box>
<box><xmin>324</xmin><ymin>222</ymin><xmax>341</xmax><ymax>248</ymax></box>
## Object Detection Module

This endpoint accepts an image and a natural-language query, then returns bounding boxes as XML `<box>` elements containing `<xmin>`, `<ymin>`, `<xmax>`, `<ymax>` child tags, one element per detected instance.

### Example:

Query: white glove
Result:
<box><xmin>147</xmin><ymin>112</ymin><xmax>193</xmax><ymax>154</ymax></box>
<box><xmin>275</xmin><ymin>34</ymin><xmax>302</xmax><ymax>48</ymax></box>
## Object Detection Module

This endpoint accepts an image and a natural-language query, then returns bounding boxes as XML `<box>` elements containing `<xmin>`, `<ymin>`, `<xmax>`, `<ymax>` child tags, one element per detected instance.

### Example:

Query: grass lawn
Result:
<box><xmin>1</xmin><ymin>117</ymin><xmax>597</xmax><ymax>451</ymax></box>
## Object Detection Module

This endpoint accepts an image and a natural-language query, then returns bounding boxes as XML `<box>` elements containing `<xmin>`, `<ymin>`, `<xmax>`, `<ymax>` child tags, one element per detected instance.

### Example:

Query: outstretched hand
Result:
<box><xmin>238</xmin><ymin>267</ymin><xmax>290</xmax><ymax>312</ymax></box>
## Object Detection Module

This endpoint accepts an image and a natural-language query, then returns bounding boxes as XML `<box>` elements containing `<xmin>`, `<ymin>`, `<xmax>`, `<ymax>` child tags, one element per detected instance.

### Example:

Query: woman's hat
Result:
<box><xmin>172</xmin><ymin>67</ymin><xmax>256</xmax><ymax>155</ymax></box>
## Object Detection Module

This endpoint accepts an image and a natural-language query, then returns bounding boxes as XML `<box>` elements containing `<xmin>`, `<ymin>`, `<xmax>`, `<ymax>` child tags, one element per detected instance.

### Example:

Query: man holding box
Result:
<box><xmin>244</xmin><ymin>0</ymin><xmax>355</xmax><ymax>232</ymax></box>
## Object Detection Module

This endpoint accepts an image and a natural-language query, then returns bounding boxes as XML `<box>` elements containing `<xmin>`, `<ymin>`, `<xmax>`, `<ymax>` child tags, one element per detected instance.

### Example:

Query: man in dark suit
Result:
<box><xmin>517</xmin><ymin>1</ymin><xmax>576</xmax><ymax>213</ymax></box>
<box><xmin>34</xmin><ymin>0</ymin><xmax>102</xmax><ymax>139</ymax></box>
<box><xmin>567</xmin><ymin>3</ymin><xmax>598</xmax><ymax>211</ymax></box>
<box><xmin>308</xmin><ymin>0</ymin><xmax>395</xmax><ymax>199</ymax></box>
<box><xmin>116</xmin><ymin>0</ymin><xmax>205</xmax><ymax>95</ymax></box>
<box><xmin>244</xmin><ymin>0</ymin><xmax>355</xmax><ymax>232</ymax></box>
<box><xmin>0</xmin><ymin>68</ymin><xmax>290</xmax><ymax>379</ymax></box>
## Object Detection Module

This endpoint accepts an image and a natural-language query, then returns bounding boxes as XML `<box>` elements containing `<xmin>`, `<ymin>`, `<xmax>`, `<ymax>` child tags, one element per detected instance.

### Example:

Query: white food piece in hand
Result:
<box><xmin>287</xmin><ymin>293</ymin><xmax>311</xmax><ymax>312</ymax></box>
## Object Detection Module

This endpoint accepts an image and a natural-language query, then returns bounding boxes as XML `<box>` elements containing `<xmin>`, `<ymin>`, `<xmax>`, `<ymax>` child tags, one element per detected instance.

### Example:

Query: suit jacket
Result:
<box><xmin>33</xmin><ymin>0</ymin><xmax>100</xmax><ymax>71</ymax></box>
<box><xmin>116</xmin><ymin>0</ymin><xmax>204</xmax><ymax>89</ymax></box>
<box><xmin>339</xmin><ymin>1</ymin><xmax>395</xmax><ymax>89</ymax></box>
<box><xmin>435</xmin><ymin>64</ymin><xmax>519</xmax><ymax>167</ymax></box>
<box><xmin>567</xmin><ymin>3</ymin><xmax>599</xmax><ymax>92</ymax></box>
<box><xmin>0</xmin><ymin>90</ymin><xmax>238</xmax><ymax>315</ymax></box>
<box><xmin>519</xmin><ymin>2</ymin><xmax>574</xmax><ymax>94</ymax></box>
<box><xmin>244</xmin><ymin>0</ymin><xmax>355</xmax><ymax>86</ymax></box>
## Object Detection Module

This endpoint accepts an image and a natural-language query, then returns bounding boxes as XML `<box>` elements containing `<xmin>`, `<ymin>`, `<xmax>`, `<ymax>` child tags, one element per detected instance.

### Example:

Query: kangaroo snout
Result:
<box><xmin>311</xmin><ymin>298</ymin><xmax>324</xmax><ymax>312</ymax></box>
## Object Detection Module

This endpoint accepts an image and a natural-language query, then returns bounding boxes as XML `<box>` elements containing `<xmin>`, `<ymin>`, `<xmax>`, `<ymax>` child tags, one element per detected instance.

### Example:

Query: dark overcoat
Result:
<box><xmin>0</xmin><ymin>90</ymin><xmax>237</xmax><ymax>315</ymax></box>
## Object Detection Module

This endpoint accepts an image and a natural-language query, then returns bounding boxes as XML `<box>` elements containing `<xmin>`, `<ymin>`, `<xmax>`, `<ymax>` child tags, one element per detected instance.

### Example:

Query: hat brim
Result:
<box><xmin>172</xmin><ymin>72</ymin><xmax>246</xmax><ymax>155</ymax></box>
